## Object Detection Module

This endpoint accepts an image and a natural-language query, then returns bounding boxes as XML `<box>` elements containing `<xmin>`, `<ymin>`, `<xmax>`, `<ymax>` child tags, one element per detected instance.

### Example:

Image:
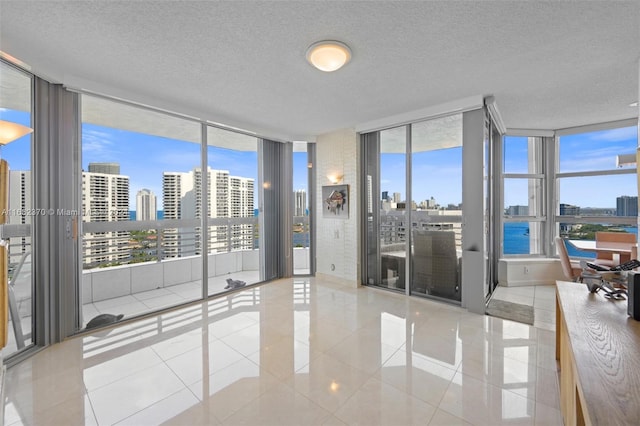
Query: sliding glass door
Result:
<box><xmin>362</xmin><ymin>114</ymin><xmax>465</xmax><ymax>303</ymax></box>
<box><xmin>293</xmin><ymin>142</ymin><xmax>312</xmax><ymax>275</ymax></box>
<box><xmin>362</xmin><ymin>126</ymin><xmax>409</xmax><ymax>291</ymax></box>
<box><xmin>410</xmin><ymin>115</ymin><xmax>463</xmax><ymax>301</ymax></box>
<box><xmin>206</xmin><ymin>126</ymin><xmax>260</xmax><ymax>295</ymax></box>
<box><xmin>0</xmin><ymin>61</ymin><xmax>34</xmax><ymax>356</ymax></box>
<box><xmin>80</xmin><ymin>94</ymin><xmax>203</xmax><ymax>328</ymax></box>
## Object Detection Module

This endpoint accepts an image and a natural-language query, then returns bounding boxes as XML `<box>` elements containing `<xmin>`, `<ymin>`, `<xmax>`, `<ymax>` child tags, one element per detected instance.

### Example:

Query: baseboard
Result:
<box><xmin>499</xmin><ymin>278</ymin><xmax>556</xmax><ymax>287</ymax></box>
<box><xmin>315</xmin><ymin>272</ymin><xmax>360</xmax><ymax>288</ymax></box>
<box><xmin>498</xmin><ymin>258</ymin><xmax>564</xmax><ymax>287</ymax></box>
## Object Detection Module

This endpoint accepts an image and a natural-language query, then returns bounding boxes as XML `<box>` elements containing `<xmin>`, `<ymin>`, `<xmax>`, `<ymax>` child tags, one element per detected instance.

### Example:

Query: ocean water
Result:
<box><xmin>503</xmin><ymin>222</ymin><xmax>531</xmax><ymax>255</ymax></box>
<box><xmin>504</xmin><ymin>222</ymin><xmax>638</xmax><ymax>257</ymax></box>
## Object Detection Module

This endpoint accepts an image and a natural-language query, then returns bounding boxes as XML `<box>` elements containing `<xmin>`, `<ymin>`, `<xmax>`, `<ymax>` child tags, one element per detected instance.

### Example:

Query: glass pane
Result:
<box><xmin>0</xmin><ymin>63</ymin><xmax>33</xmax><ymax>355</ymax></box>
<box><xmin>379</xmin><ymin>126</ymin><xmax>407</xmax><ymax>291</ymax></box>
<box><xmin>293</xmin><ymin>144</ymin><xmax>310</xmax><ymax>274</ymax></box>
<box><xmin>206</xmin><ymin>126</ymin><xmax>259</xmax><ymax>296</ymax></box>
<box><xmin>411</xmin><ymin>114</ymin><xmax>462</xmax><ymax>301</ymax></box>
<box><xmin>560</xmin><ymin>223</ymin><xmax>636</xmax><ymax>260</ymax></box>
<box><xmin>503</xmin><ymin>136</ymin><xmax>543</xmax><ymax>174</ymax></box>
<box><xmin>558</xmin><ymin>126</ymin><xmax>638</xmax><ymax>173</ymax></box>
<box><xmin>503</xmin><ymin>222</ymin><xmax>544</xmax><ymax>255</ymax></box>
<box><xmin>558</xmin><ymin>175</ymin><xmax>637</xmax><ymax>214</ymax></box>
<box><xmin>504</xmin><ymin>178</ymin><xmax>543</xmax><ymax>216</ymax></box>
<box><xmin>81</xmin><ymin>95</ymin><xmax>202</xmax><ymax>329</ymax></box>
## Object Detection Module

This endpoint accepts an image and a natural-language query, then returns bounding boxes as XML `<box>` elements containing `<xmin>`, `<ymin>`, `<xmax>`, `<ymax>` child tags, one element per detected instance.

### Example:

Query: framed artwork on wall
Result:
<box><xmin>322</xmin><ymin>184</ymin><xmax>348</xmax><ymax>219</ymax></box>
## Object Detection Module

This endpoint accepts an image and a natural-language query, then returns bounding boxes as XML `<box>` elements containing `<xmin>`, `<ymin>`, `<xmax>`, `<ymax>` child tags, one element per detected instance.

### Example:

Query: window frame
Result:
<box><xmin>501</xmin><ymin>136</ymin><xmax>547</xmax><ymax>257</ymax></box>
<box><xmin>553</xmin><ymin>119</ymin><xmax>638</xmax><ymax>256</ymax></box>
<box><xmin>500</xmin><ymin>120</ymin><xmax>638</xmax><ymax>259</ymax></box>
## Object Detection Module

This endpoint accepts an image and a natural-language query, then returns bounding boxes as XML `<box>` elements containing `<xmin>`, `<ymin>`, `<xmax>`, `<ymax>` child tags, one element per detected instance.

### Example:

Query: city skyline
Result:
<box><xmin>506</xmin><ymin>195</ymin><xmax>638</xmax><ymax>215</ymax></box>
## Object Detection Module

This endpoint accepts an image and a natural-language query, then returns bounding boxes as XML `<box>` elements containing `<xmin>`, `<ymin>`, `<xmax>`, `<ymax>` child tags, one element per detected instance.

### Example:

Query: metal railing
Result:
<box><xmin>82</xmin><ymin>217</ymin><xmax>259</xmax><ymax>269</ymax></box>
<box><xmin>380</xmin><ymin>210</ymin><xmax>463</xmax><ymax>249</ymax></box>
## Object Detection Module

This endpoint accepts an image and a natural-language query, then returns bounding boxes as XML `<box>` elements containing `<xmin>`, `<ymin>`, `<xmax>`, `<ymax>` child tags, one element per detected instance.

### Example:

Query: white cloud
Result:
<box><xmin>588</xmin><ymin>127</ymin><xmax>638</xmax><ymax>143</ymax></box>
<box><xmin>82</xmin><ymin>128</ymin><xmax>118</xmax><ymax>157</ymax></box>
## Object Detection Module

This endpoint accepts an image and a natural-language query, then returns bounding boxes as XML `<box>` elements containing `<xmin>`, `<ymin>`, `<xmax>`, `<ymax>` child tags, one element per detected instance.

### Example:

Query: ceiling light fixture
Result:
<box><xmin>306</xmin><ymin>41</ymin><xmax>351</xmax><ymax>72</ymax></box>
<box><xmin>0</xmin><ymin>120</ymin><xmax>33</xmax><ymax>145</ymax></box>
<box><xmin>630</xmin><ymin>101</ymin><xmax>639</xmax><ymax>107</ymax></box>
<box><xmin>616</xmin><ymin>152</ymin><xmax>637</xmax><ymax>168</ymax></box>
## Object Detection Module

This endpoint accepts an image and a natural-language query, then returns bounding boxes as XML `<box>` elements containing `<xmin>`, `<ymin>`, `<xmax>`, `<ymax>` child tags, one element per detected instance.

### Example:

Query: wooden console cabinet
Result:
<box><xmin>556</xmin><ymin>280</ymin><xmax>640</xmax><ymax>425</ymax></box>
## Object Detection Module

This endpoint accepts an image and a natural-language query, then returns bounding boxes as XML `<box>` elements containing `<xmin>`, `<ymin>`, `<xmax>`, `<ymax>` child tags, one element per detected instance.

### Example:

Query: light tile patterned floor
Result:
<box><xmin>491</xmin><ymin>284</ymin><xmax>557</xmax><ymax>331</ymax></box>
<box><xmin>4</xmin><ymin>278</ymin><xmax>562</xmax><ymax>425</ymax></box>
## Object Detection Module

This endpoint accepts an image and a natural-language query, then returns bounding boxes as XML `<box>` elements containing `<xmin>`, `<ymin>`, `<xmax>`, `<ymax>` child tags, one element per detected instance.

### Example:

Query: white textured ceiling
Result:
<box><xmin>1</xmin><ymin>1</ymin><xmax>639</xmax><ymax>141</ymax></box>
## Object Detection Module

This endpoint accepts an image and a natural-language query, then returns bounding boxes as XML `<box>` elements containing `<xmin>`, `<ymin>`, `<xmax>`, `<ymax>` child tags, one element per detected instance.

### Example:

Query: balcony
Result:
<box><xmin>4</xmin><ymin>218</ymin><xmax>311</xmax><ymax>356</ymax></box>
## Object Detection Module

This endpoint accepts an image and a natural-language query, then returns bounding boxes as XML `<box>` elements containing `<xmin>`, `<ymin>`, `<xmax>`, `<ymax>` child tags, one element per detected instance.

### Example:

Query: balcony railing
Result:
<box><xmin>1</xmin><ymin>216</ymin><xmax>311</xmax><ymax>354</ymax></box>
<box><xmin>82</xmin><ymin>217</ymin><xmax>259</xmax><ymax>269</ymax></box>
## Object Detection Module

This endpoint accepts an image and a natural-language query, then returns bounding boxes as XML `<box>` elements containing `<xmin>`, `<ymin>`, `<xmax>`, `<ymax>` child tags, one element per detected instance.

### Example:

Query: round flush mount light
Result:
<box><xmin>306</xmin><ymin>41</ymin><xmax>352</xmax><ymax>72</ymax></box>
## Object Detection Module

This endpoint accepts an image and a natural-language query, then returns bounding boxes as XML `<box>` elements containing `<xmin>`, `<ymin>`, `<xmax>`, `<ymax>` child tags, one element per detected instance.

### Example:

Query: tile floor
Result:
<box><xmin>3</xmin><ymin>278</ymin><xmax>561</xmax><ymax>425</ymax></box>
<box><xmin>490</xmin><ymin>285</ymin><xmax>557</xmax><ymax>331</ymax></box>
<box><xmin>4</xmin><ymin>271</ymin><xmax>262</xmax><ymax>355</ymax></box>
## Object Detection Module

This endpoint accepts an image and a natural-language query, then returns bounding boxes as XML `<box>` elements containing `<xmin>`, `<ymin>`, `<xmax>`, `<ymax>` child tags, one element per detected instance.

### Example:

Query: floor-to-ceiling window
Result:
<box><xmin>0</xmin><ymin>60</ymin><xmax>34</xmax><ymax>357</ymax></box>
<box><xmin>206</xmin><ymin>126</ymin><xmax>260</xmax><ymax>295</ymax></box>
<box><xmin>555</xmin><ymin>123</ymin><xmax>638</xmax><ymax>258</ymax></box>
<box><xmin>80</xmin><ymin>94</ymin><xmax>203</xmax><ymax>328</ymax></box>
<box><xmin>362</xmin><ymin>113</ymin><xmax>466</xmax><ymax>303</ymax></box>
<box><xmin>410</xmin><ymin>115</ymin><xmax>463</xmax><ymax>301</ymax></box>
<box><xmin>293</xmin><ymin>142</ymin><xmax>311</xmax><ymax>275</ymax></box>
<box><xmin>377</xmin><ymin>126</ymin><xmax>407</xmax><ymax>291</ymax></box>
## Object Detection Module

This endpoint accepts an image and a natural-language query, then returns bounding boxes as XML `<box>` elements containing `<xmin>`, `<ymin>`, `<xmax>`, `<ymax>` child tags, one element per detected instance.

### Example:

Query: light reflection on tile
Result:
<box><xmin>4</xmin><ymin>278</ymin><xmax>561</xmax><ymax>426</ymax></box>
<box><xmin>428</xmin><ymin>408</ymin><xmax>472</xmax><ymax>426</ymax></box>
<box><xmin>188</xmin><ymin>358</ymin><xmax>282</xmax><ymax>420</ymax></box>
<box><xmin>88</xmin><ymin>363</ymin><xmax>186</xmax><ymax>425</ymax></box>
<box><xmin>333</xmin><ymin>377</ymin><xmax>437</xmax><ymax>425</ymax></box>
<box><xmin>376</xmin><ymin>349</ymin><xmax>457</xmax><ymax>406</ymax></box>
<box><xmin>286</xmin><ymin>353</ymin><xmax>371</xmax><ymax>413</ymax></box>
<box><xmin>222</xmin><ymin>383</ymin><xmax>331</xmax><ymax>425</ymax></box>
<box><xmin>114</xmin><ymin>388</ymin><xmax>202</xmax><ymax>426</ymax></box>
<box><xmin>440</xmin><ymin>372</ymin><xmax>535</xmax><ymax>426</ymax></box>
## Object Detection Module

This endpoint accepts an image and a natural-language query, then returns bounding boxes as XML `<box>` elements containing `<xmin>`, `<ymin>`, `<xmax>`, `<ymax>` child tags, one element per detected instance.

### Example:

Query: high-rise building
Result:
<box><xmin>559</xmin><ymin>203</ymin><xmax>580</xmax><ymax>215</ymax></box>
<box><xmin>393</xmin><ymin>192</ymin><xmax>401</xmax><ymax>203</ymax></box>
<box><xmin>381</xmin><ymin>191</ymin><xmax>389</xmax><ymax>201</ymax></box>
<box><xmin>82</xmin><ymin>163</ymin><xmax>130</xmax><ymax>267</ymax></box>
<box><xmin>506</xmin><ymin>205</ymin><xmax>529</xmax><ymax>216</ymax></box>
<box><xmin>616</xmin><ymin>195</ymin><xmax>638</xmax><ymax>217</ymax></box>
<box><xmin>8</xmin><ymin>170</ymin><xmax>31</xmax><ymax>263</ymax></box>
<box><xmin>163</xmin><ymin>167</ymin><xmax>254</xmax><ymax>257</ymax></box>
<box><xmin>294</xmin><ymin>190</ymin><xmax>307</xmax><ymax>217</ymax></box>
<box><xmin>426</xmin><ymin>197</ymin><xmax>437</xmax><ymax>209</ymax></box>
<box><xmin>559</xmin><ymin>203</ymin><xmax>581</xmax><ymax>234</ymax></box>
<box><xmin>136</xmin><ymin>188</ymin><xmax>157</xmax><ymax>221</ymax></box>
<box><xmin>88</xmin><ymin>162</ymin><xmax>120</xmax><ymax>175</ymax></box>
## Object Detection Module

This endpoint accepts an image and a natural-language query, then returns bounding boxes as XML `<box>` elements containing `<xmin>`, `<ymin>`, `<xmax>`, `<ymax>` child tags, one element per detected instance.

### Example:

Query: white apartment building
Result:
<box><xmin>82</xmin><ymin>163</ymin><xmax>130</xmax><ymax>267</ymax></box>
<box><xmin>135</xmin><ymin>188</ymin><xmax>157</xmax><ymax>221</ymax></box>
<box><xmin>294</xmin><ymin>189</ymin><xmax>307</xmax><ymax>217</ymax></box>
<box><xmin>8</xmin><ymin>170</ymin><xmax>31</xmax><ymax>264</ymax></box>
<box><xmin>162</xmin><ymin>167</ymin><xmax>254</xmax><ymax>257</ymax></box>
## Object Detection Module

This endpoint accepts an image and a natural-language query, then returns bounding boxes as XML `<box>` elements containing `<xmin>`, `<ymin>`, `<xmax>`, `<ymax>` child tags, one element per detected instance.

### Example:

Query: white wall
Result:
<box><xmin>82</xmin><ymin>250</ymin><xmax>259</xmax><ymax>303</ymax></box>
<box><xmin>315</xmin><ymin>128</ymin><xmax>360</xmax><ymax>287</ymax></box>
<box><xmin>498</xmin><ymin>258</ymin><xmax>565</xmax><ymax>287</ymax></box>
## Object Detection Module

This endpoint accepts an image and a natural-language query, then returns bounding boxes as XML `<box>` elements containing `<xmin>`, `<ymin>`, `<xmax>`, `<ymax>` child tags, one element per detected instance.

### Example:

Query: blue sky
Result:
<box><xmin>381</xmin><ymin>147</ymin><xmax>463</xmax><ymax>206</ymax></box>
<box><xmin>81</xmin><ymin>123</ymin><xmax>311</xmax><ymax>210</ymax></box>
<box><xmin>504</xmin><ymin>128</ymin><xmax>637</xmax><ymax>208</ymax></box>
<box><xmin>0</xmin><ymin>108</ymin><xmax>309</xmax><ymax>210</ymax></box>
<box><xmin>1</xmin><ymin>107</ymin><xmax>637</xmax><ymax>210</ymax></box>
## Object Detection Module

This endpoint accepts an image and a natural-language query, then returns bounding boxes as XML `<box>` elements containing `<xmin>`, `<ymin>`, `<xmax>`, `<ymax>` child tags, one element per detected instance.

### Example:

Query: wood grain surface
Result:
<box><xmin>556</xmin><ymin>280</ymin><xmax>640</xmax><ymax>425</ymax></box>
